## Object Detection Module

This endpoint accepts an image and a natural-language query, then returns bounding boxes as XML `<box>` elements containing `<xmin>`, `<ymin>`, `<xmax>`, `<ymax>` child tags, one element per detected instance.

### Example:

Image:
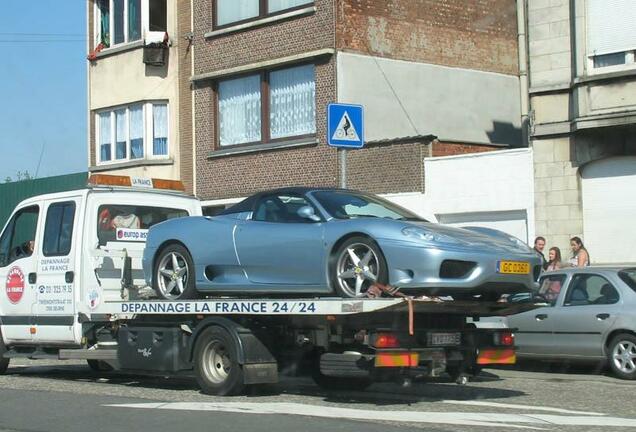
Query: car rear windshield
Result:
<box><xmin>97</xmin><ymin>205</ymin><xmax>188</xmax><ymax>246</ymax></box>
<box><xmin>312</xmin><ymin>191</ymin><xmax>426</xmax><ymax>221</ymax></box>
<box><xmin>618</xmin><ymin>269</ymin><xmax>636</xmax><ymax>293</ymax></box>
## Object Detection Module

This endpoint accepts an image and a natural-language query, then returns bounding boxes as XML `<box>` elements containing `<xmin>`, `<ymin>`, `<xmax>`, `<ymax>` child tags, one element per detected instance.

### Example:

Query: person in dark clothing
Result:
<box><xmin>534</xmin><ymin>236</ymin><xmax>548</xmax><ymax>270</ymax></box>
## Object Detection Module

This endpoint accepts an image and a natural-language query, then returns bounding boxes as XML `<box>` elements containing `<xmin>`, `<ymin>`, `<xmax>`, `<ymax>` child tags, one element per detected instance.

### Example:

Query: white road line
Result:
<box><xmin>105</xmin><ymin>402</ymin><xmax>636</xmax><ymax>429</ymax></box>
<box><xmin>440</xmin><ymin>400</ymin><xmax>605</xmax><ymax>416</ymax></box>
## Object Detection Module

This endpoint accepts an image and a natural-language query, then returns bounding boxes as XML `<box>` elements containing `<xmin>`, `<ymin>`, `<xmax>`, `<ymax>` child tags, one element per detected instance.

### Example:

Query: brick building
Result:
<box><xmin>527</xmin><ymin>0</ymin><xmax>636</xmax><ymax>264</ymax></box>
<box><xmin>86</xmin><ymin>1</ymin><xmax>527</xmax><ymax>225</ymax></box>
<box><xmin>186</xmin><ymin>0</ymin><xmax>525</xmax><ymax>215</ymax></box>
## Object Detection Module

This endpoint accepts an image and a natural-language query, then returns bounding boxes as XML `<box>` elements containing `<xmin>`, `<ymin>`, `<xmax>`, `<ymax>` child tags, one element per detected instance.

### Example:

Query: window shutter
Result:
<box><xmin>588</xmin><ymin>0</ymin><xmax>636</xmax><ymax>56</ymax></box>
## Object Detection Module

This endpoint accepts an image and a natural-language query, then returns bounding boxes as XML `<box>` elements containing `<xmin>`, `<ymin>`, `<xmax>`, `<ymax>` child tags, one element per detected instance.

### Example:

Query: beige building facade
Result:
<box><xmin>528</xmin><ymin>0</ymin><xmax>636</xmax><ymax>264</ymax></box>
<box><xmin>86</xmin><ymin>0</ymin><xmax>193</xmax><ymax>192</ymax></box>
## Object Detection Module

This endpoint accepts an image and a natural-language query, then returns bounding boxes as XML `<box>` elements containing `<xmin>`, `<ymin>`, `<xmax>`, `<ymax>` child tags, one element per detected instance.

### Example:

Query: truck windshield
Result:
<box><xmin>97</xmin><ymin>205</ymin><xmax>188</xmax><ymax>246</ymax></box>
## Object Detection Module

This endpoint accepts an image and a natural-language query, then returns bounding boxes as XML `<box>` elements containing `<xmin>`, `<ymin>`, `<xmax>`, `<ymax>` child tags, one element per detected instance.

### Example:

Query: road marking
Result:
<box><xmin>440</xmin><ymin>400</ymin><xmax>605</xmax><ymax>416</ymax></box>
<box><xmin>105</xmin><ymin>402</ymin><xmax>636</xmax><ymax>429</ymax></box>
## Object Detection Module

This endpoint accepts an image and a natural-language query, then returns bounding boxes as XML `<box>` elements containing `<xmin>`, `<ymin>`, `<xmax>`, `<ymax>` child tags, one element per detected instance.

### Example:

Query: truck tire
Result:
<box><xmin>194</xmin><ymin>326</ymin><xmax>245</xmax><ymax>396</ymax></box>
<box><xmin>153</xmin><ymin>243</ymin><xmax>197</xmax><ymax>300</ymax></box>
<box><xmin>331</xmin><ymin>236</ymin><xmax>388</xmax><ymax>298</ymax></box>
<box><xmin>607</xmin><ymin>333</ymin><xmax>636</xmax><ymax>380</ymax></box>
<box><xmin>0</xmin><ymin>333</ymin><xmax>8</xmax><ymax>375</ymax></box>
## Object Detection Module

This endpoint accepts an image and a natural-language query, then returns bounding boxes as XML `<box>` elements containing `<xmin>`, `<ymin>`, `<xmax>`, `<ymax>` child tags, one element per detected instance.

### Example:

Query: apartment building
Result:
<box><xmin>528</xmin><ymin>0</ymin><xmax>636</xmax><ymax>264</ymax></box>
<box><xmin>86</xmin><ymin>0</ymin><xmax>194</xmax><ymax>192</ymax></box>
<box><xmin>187</xmin><ymin>0</ymin><xmax>525</xmax><ymax>218</ymax></box>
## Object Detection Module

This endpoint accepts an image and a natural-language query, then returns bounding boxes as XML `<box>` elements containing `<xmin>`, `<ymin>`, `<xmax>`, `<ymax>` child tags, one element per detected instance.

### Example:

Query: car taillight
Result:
<box><xmin>495</xmin><ymin>331</ymin><xmax>514</xmax><ymax>346</ymax></box>
<box><xmin>374</xmin><ymin>333</ymin><xmax>400</xmax><ymax>348</ymax></box>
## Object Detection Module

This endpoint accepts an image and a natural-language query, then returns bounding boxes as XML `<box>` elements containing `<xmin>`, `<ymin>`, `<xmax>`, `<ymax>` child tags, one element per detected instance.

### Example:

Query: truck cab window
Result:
<box><xmin>0</xmin><ymin>205</ymin><xmax>39</xmax><ymax>266</ymax></box>
<box><xmin>43</xmin><ymin>202</ymin><xmax>76</xmax><ymax>257</ymax></box>
<box><xmin>97</xmin><ymin>204</ymin><xmax>188</xmax><ymax>246</ymax></box>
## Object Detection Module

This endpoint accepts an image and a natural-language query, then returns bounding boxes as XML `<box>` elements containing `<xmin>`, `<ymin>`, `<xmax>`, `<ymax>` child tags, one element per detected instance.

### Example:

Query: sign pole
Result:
<box><xmin>340</xmin><ymin>148</ymin><xmax>347</xmax><ymax>188</ymax></box>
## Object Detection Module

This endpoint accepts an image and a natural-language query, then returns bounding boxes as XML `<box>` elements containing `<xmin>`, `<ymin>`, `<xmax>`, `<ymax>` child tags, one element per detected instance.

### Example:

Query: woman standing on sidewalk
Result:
<box><xmin>546</xmin><ymin>247</ymin><xmax>563</xmax><ymax>271</ymax></box>
<box><xmin>569</xmin><ymin>237</ymin><xmax>590</xmax><ymax>267</ymax></box>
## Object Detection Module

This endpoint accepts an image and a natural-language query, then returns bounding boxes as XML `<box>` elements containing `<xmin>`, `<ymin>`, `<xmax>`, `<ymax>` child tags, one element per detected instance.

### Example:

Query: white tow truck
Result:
<box><xmin>0</xmin><ymin>175</ymin><xmax>527</xmax><ymax>395</ymax></box>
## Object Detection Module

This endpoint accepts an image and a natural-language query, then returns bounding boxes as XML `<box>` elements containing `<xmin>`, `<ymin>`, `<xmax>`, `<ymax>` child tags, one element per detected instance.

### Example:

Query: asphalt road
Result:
<box><xmin>0</xmin><ymin>359</ymin><xmax>635</xmax><ymax>432</ymax></box>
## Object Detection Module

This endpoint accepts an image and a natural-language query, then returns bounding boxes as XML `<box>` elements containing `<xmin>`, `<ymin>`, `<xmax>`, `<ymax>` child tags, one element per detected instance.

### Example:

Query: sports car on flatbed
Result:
<box><xmin>143</xmin><ymin>188</ymin><xmax>541</xmax><ymax>300</ymax></box>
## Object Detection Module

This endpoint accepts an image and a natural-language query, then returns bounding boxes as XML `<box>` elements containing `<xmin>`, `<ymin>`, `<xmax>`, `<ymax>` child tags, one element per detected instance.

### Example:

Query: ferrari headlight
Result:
<box><xmin>402</xmin><ymin>227</ymin><xmax>460</xmax><ymax>244</ymax></box>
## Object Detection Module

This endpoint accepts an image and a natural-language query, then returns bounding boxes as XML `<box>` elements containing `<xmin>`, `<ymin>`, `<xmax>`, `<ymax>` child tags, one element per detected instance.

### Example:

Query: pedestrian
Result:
<box><xmin>569</xmin><ymin>236</ymin><xmax>590</xmax><ymax>267</ymax></box>
<box><xmin>545</xmin><ymin>247</ymin><xmax>562</xmax><ymax>271</ymax></box>
<box><xmin>533</xmin><ymin>236</ymin><xmax>548</xmax><ymax>270</ymax></box>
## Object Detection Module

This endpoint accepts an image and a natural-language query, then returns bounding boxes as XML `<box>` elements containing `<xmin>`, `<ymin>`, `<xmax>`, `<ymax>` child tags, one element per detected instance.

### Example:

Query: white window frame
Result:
<box><xmin>95</xmin><ymin>101</ymin><xmax>169</xmax><ymax>166</ymax></box>
<box><xmin>587</xmin><ymin>51</ymin><xmax>636</xmax><ymax>75</ymax></box>
<box><xmin>585</xmin><ymin>0</ymin><xmax>636</xmax><ymax>75</ymax></box>
<box><xmin>94</xmin><ymin>0</ymin><xmax>166</xmax><ymax>49</ymax></box>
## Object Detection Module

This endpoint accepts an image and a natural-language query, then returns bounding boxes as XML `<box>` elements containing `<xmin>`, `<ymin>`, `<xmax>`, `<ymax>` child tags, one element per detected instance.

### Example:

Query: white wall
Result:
<box><xmin>337</xmin><ymin>52</ymin><xmax>522</xmax><ymax>146</ymax></box>
<box><xmin>423</xmin><ymin>148</ymin><xmax>535</xmax><ymax>243</ymax></box>
<box><xmin>582</xmin><ymin>156</ymin><xmax>636</xmax><ymax>265</ymax></box>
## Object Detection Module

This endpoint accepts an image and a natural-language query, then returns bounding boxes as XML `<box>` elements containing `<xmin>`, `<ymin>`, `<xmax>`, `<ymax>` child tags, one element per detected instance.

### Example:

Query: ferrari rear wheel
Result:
<box><xmin>332</xmin><ymin>237</ymin><xmax>388</xmax><ymax>298</ymax></box>
<box><xmin>154</xmin><ymin>244</ymin><xmax>197</xmax><ymax>300</ymax></box>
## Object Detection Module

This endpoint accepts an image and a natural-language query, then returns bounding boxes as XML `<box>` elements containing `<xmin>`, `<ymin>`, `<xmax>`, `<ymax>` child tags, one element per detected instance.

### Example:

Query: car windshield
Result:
<box><xmin>618</xmin><ymin>268</ymin><xmax>636</xmax><ymax>293</ymax></box>
<box><xmin>311</xmin><ymin>191</ymin><xmax>426</xmax><ymax>221</ymax></box>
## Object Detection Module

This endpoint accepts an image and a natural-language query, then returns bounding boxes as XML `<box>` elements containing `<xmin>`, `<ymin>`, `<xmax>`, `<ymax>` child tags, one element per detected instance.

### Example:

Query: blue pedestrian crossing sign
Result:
<box><xmin>327</xmin><ymin>103</ymin><xmax>364</xmax><ymax>149</ymax></box>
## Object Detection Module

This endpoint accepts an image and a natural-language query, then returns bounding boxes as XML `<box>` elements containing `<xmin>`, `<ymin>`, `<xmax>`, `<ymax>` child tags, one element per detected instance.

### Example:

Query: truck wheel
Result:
<box><xmin>153</xmin><ymin>244</ymin><xmax>197</xmax><ymax>300</ymax></box>
<box><xmin>607</xmin><ymin>333</ymin><xmax>636</xmax><ymax>380</ymax></box>
<box><xmin>194</xmin><ymin>326</ymin><xmax>245</xmax><ymax>396</ymax></box>
<box><xmin>0</xmin><ymin>333</ymin><xmax>9</xmax><ymax>375</ymax></box>
<box><xmin>331</xmin><ymin>236</ymin><xmax>388</xmax><ymax>298</ymax></box>
<box><xmin>311</xmin><ymin>370</ymin><xmax>372</xmax><ymax>392</ymax></box>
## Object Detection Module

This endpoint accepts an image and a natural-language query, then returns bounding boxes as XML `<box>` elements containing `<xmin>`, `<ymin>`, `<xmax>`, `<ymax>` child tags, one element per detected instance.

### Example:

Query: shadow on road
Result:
<box><xmin>5</xmin><ymin>363</ymin><xmax>526</xmax><ymax>404</ymax></box>
<box><xmin>492</xmin><ymin>359</ymin><xmax>610</xmax><ymax>380</ymax></box>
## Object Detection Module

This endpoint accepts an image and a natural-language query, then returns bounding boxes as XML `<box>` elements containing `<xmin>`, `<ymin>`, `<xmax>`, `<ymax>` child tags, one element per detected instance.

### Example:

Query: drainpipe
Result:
<box><xmin>517</xmin><ymin>0</ymin><xmax>530</xmax><ymax>146</ymax></box>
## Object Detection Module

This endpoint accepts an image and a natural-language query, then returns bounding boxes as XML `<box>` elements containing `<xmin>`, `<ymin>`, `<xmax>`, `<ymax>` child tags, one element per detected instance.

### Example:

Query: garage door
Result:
<box><xmin>582</xmin><ymin>156</ymin><xmax>636</xmax><ymax>265</ymax></box>
<box><xmin>437</xmin><ymin>210</ymin><xmax>529</xmax><ymax>243</ymax></box>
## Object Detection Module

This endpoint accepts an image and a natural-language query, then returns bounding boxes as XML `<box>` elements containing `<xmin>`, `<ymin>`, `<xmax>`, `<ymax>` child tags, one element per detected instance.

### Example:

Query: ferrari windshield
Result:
<box><xmin>311</xmin><ymin>191</ymin><xmax>426</xmax><ymax>221</ymax></box>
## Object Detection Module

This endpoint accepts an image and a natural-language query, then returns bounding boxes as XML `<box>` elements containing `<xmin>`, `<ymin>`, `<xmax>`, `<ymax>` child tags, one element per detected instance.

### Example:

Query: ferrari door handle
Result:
<box><xmin>596</xmin><ymin>313</ymin><xmax>610</xmax><ymax>320</ymax></box>
<box><xmin>535</xmin><ymin>314</ymin><xmax>548</xmax><ymax>321</ymax></box>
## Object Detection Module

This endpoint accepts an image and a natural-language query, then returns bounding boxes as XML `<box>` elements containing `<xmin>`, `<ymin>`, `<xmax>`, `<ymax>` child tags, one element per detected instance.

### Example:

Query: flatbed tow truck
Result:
<box><xmin>0</xmin><ymin>175</ymin><xmax>530</xmax><ymax>396</ymax></box>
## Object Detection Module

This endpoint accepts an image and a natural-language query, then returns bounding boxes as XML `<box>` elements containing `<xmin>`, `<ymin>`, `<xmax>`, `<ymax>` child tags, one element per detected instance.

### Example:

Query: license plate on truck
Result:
<box><xmin>428</xmin><ymin>332</ymin><xmax>461</xmax><ymax>346</ymax></box>
<box><xmin>497</xmin><ymin>260</ymin><xmax>530</xmax><ymax>275</ymax></box>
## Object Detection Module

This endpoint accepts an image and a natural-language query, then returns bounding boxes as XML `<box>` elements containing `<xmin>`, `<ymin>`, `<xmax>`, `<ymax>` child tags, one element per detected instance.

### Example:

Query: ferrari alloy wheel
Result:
<box><xmin>154</xmin><ymin>244</ymin><xmax>197</xmax><ymax>300</ymax></box>
<box><xmin>608</xmin><ymin>334</ymin><xmax>636</xmax><ymax>380</ymax></box>
<box><xmin>194</xmin><ymin>327</ymin><xmax>244</xmax><ymax>395</ymax></box>
<box><xmin>333</xmin><ymin>237</ymin><xmax>388</xmax><ymax>298</ymax></box>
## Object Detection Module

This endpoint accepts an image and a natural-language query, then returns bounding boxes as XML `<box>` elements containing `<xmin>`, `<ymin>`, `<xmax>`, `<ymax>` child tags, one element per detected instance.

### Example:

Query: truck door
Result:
<box><xmin>0</xmin><ymin>205</ymin><xmax>41</xmax><ymax>344</ymax></box>
<box><xmin>33</xmin><ymin>198</ymin><xmax>81</xmax><ymax>344</ymax></box>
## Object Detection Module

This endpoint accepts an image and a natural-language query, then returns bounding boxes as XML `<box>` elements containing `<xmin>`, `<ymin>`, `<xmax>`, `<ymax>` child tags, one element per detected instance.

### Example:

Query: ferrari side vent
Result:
<box><xmin>439</xmin><ymin>260</ymin><xmax>476</xmax><ymax>279</ymax></box>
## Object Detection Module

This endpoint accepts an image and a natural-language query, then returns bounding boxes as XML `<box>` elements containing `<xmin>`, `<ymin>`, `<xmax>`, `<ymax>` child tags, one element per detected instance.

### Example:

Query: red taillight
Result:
<box><xmin>374</xmin><ymin>333</ymin><xmax>400</xmax><ymax>348</ymax></box>
<box><xmin>497</xmin><ymin>331</ymin><xmax>514</xmax><ymax>346</ymax></box>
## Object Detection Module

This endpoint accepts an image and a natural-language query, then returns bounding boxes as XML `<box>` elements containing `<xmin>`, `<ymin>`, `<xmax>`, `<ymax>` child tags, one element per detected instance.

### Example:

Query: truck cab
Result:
<box><xmin>0</xmin><ymin>175</ymin><xmax>201</xmax><ymax>349</ymax></box>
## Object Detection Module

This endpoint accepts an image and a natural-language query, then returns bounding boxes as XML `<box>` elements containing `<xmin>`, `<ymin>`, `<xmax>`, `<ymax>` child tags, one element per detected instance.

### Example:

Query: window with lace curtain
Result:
<box><xmin>95</xmin><ymin>101</ymin><xmax>169</xmax><ymax>164</ymax></box>
<box><xmin>217</xmin><ymin>64</ymin><xmax>315</xmax><ymax>147</ymax></box>
<box><xmin>214</xmin><ymin>0</ymin><xmax>313</xmax><ymax>28</ymax></box>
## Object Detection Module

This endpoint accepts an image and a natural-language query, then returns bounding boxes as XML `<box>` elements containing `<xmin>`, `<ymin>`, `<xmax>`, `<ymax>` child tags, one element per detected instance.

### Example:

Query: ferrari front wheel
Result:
<box><xmin>332</xmin><ymin>236</ymin><xmax>388</xmax><ymax>298</ymax></box>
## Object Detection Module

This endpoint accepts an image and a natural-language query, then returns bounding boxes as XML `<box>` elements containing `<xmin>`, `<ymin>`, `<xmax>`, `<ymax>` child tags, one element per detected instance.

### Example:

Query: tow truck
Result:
<box><xmin>0</xmin><ymin>175</ymin><xmax>529</xmax><ymax>395</ymax></box>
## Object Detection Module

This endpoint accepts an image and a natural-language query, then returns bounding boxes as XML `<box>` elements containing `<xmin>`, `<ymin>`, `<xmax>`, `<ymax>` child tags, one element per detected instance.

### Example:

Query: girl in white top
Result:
<box><xmin>569</xmin><ymin>236</ymin><xmax>590</xmax><ymax>267</ymax></box>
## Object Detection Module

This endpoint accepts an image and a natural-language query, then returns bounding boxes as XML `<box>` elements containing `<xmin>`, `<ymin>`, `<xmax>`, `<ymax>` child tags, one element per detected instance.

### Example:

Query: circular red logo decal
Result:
<box><xmin>6</xmin><ymin>266</ymin><xmax>25</xmax><ymax>304</ymax></box>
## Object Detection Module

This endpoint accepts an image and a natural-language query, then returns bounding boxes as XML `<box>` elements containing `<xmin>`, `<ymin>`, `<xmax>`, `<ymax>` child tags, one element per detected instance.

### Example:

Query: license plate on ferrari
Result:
<box><xmin>429</xmin><ymin>332</ymin><xmax>461</xmax><ymax>346</ymax></box>
<box><xmin>497</xmin><ymin>260</ymin><xmax>530</xmax><ymax>275</ymax></box>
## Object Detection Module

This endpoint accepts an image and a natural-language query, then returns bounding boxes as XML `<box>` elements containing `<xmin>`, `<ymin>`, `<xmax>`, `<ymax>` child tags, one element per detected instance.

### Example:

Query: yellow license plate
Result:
<box><xmin>497</xmin><ymin>261</ymin><xmax>530</xmax><ymax>275</ymax></box>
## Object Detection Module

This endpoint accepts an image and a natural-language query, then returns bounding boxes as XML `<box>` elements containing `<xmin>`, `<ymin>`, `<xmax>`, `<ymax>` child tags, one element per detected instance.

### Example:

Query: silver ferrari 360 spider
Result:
<box><xmin>143</xmin><ymin>188</ymin><xmax>541</xmax><ymax>300</ymax></box>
